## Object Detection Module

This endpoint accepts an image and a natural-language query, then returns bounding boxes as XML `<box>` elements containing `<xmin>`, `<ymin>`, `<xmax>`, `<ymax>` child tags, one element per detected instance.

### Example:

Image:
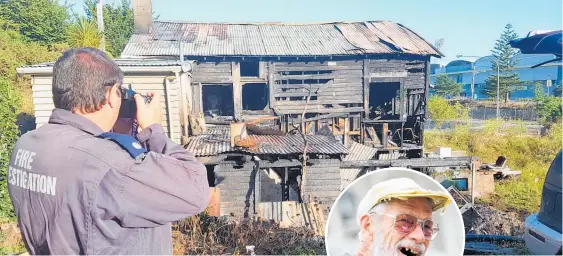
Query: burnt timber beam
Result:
<box><xmin>298</xmin><ymin>112</ymin><xmax>350</xmax><ymax>123</ymax></box>
<box><xmin>363</xmin><ymin>59</ymin><xmax>370</xmax><ymax>114</ymax></box>
<box><xmin>255</xmin><ymin>159</ymin><xmax>304</xmax><ymax>168</ymax></box>
<box><xmin>421</xmin><ymin>57</ymin><xmax>431</xmax><ymax>146</ymax></box>
<box><xmin>340</xmin><ymin>156</ymin><xmax>476</xmax><ymax>168</ymax></box>
<box><xmin>232</xmin><ymin>62</ymin><xmax>242</xmax><ymax>120</ymax></box>
<box><xmin>268</xmin><ymin>61</ymin><xmax>275</xmax><ymax>109</ymax></box>
<box><xmin>256</xmin><ymin>156</ymin><xmax>476</xmax><ymax>169</ymax></box>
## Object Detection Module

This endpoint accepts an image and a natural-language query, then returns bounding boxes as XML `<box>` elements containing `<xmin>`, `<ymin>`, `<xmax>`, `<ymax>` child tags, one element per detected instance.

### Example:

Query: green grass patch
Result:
<box><xmin>425</xmin><ymin>120</ymin><xmax>562</xmax><ymax>213</ymax></box>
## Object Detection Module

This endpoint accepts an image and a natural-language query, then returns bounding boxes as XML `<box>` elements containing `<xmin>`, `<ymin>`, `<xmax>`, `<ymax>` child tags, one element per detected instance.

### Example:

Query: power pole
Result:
<box><xmin>96</xmin><ymin>0</ymin><xmax>105</xmax><ymax>51</ymax></box>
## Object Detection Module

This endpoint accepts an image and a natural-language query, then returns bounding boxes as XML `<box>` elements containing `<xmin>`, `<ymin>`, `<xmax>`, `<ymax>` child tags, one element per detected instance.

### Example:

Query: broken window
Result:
<box><xmin>242</xmin><ymin>83</ymin><xmax>268</xmax><ymax>110</ymax></box>
<box><xmin>240</xmin><ymin>61</ymin><xmax>260</xmax><ymax>77</ymax></box>
<box><xmin>368</xmin><ymin>82</ymin><xmax>401</xmax><ymax>120</ymax></box>
<box><xmin>202</xmin><ymin>84</ymin><xmax>234</xmax><ymax>116</ymax></box>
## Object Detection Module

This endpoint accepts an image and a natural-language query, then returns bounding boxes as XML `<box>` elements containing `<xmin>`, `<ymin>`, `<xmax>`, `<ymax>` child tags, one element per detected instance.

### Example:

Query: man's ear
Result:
<box><xmin>360</xmin><ymin>214</ymin><xmax>372</xmax><ymax>234</ymax></box>
<box><xmin>107</xmin><ymin>84</ymin><xmax>120</xmax><ymax>108</ymax></box>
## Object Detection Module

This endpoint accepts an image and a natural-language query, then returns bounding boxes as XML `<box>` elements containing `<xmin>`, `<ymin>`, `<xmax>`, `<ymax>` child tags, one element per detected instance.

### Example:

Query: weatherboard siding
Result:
<box><xmin>30</xmin><ymin>74</ymin><xmax>182</xmax><ymax>143</ymax></box>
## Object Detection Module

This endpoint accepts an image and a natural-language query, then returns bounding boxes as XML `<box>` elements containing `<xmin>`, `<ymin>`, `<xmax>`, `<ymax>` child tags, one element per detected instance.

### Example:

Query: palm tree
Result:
<box><xmin>66</xmin><ymin>17</ymin><xmax>105</xmax><ymax>51</ymax></box>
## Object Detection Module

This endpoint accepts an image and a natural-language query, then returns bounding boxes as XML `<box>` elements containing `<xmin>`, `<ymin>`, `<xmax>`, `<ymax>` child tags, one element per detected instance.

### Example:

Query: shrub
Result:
<box><xmin>427</xmin><ymin>96</ymin><xmax>470</xmax><ymax>130</ymax></box>
<box><xmin>0</xmin><ymin>79</ymin><xmax>21</xmax><ymax>221</ymax></box>
<box><xmin>534</xmin><ymin>82</ymin><xmax>562</xmax><ymax>126</ymax></box>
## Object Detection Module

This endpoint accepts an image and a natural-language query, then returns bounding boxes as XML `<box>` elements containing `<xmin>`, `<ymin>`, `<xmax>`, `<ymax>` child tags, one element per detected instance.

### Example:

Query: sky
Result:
<box><xmin>71</xmin><ymin>0</ymin><xmax>562</xmax><ymax>65</ymax></box>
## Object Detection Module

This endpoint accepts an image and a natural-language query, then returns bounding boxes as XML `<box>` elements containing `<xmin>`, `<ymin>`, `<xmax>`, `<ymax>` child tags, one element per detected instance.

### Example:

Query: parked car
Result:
<box><xmin>524</xmin><ymin>150</ymin><xmax>562</xmax><ymax>255</ymax></box>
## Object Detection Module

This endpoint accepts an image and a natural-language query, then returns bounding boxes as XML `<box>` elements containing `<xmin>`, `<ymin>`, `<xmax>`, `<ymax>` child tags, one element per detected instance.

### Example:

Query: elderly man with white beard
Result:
<box><xmin>354</xmin><ymin>177</ymin><xmax>452</xmax><ymax>256</ymax></box>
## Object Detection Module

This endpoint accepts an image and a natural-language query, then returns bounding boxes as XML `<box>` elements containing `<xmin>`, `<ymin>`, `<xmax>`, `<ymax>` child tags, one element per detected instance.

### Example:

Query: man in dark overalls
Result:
<box><xmin>7</xmin><ymin>47</ymin><xmax>210</xmax><ymax>254</ymax></box>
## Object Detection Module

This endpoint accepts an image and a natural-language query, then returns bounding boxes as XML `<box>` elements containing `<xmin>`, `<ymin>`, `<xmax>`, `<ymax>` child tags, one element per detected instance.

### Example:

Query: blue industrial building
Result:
<box><xmin>430</xmin><ymin>54</ymin><xmax>562</xmax><ymax>100</ymax></box>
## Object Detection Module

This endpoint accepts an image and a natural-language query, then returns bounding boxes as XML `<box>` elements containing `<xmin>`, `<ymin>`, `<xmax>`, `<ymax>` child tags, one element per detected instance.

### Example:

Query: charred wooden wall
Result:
<box><xmin>270</xmin><ymin>60</ymin><xmax>364</xmax><ymax>115</ymax></box>
<box><xmin>189</xmin><ymin>55</ymin><xmax>430</xmax><ymax>146</ymax></box>
<box><xmin>190</xmin><ymin>62</ymin><xmax>233</xmax><ymax>115</ymax></box>
<box><xmin>192</xmin><ymin>61</ymin><xmax>233</xmax><ymax>84</ymax></box>
<box><xmin>301</xmin><ymin>159</ymin><xmax>342</xmax><ymax>216</ymax></box>
<box><xmin>366</xmin><ymin>56</ymin><xmax>428</xmax><ymax>116</ymax></box>
<box><xmin>189</xmin><ymin>57</ymin><xmax>429</xmax><ymax>117</ymax></box>
<box><xmin>214</xmin><ymin>162</ymin><xmax>258</xmax><ymax>217</ymax></box>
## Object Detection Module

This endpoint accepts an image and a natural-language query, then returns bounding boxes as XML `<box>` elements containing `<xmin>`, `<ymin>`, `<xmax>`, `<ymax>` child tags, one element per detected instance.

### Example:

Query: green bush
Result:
<box><xmin>427</xmin><ymin>96</ymin><xmax>469</xmax><ymax>129</ymax></box>
<box><xmin>0</xmin><ymin>79</ymin><xmax>20</xmax><ymax>221</ymax></box>
<box><xmin>534</xmin><ymin>82</ymin><xmax>562</xmax><ymax>126</ymax></box>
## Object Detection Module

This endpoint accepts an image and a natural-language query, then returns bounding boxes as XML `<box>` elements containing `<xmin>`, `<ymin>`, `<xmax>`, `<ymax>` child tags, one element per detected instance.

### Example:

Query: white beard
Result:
<box><xmin>371</xmin><ymin>230</ymin><xmax>396</xmax><ymax>256</ymax></box>
<box><xmin>370</xmin><ymin>229</ymin><xmax>427</xmax><ymax>256</ymax></box>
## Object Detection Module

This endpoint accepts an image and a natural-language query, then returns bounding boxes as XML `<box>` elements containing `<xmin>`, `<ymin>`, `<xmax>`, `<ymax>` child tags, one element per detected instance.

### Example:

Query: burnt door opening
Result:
<box><xmin>202</xmin><ymin>84</ymin><xmax>234</xmax><ymax>116</ymax></box>
<box><xmin>242</xmin><ymin>83</ymin><xmax>268</xmax><ymax>110</ymax></box>
<box><xmin>368</xmin><ymin>82</ymin><xmax>401</xmax><ymax>120</ymax></box>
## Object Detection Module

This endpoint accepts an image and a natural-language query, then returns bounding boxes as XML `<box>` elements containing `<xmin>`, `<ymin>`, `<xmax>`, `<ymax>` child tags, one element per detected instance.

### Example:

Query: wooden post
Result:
<box><xmin>207</xmin><ymin>187</ymin><xmax>221</xmax><ymax>217</ymax></box>
<box><xmin>344</xmin><ymin>117</ymin><xmax>350</xmax><ymax>146</ymax></box>
<box><xmin>471</xmin><ymin>160</ymin><xmax>478</xmax><ymax>205</ymax></box>
<box><xmin>232</xmin><ymin>62</ymin><xmax>242</xmax><ymax>120</ymax></box>
<box><xmin>421</xmin><ymin>57</ymin><xmax>431</xmax><ymax>149</ymax></box>
<box><xmin>363</xmin><ymin>59</ymin><xmax>370</xmax><ymax>114</ymax></box>
<box><xmin>193</xmin><ymin>82</ymin><xmax>203</xmax><ymax>114</ymax></box>
<box><xmin>382</xmin><ymin>123</ymin><xmax>388</xmax><ymax>148</ymax></box>
<box><xmin>268</xmin><ymin>61</ymin><xmax>275</xmax><ymax>110</ymax></box>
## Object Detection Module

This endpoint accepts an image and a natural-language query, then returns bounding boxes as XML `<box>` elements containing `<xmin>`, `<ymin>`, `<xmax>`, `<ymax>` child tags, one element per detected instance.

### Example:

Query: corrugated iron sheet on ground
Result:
<box><xmin>185</xmin><ymin>125</ymin><xmax>349</xmax><ymax>156</ymax></box>
<box><xmin>122</xmin><ymin>21</ymin><xmax>442</xmax><ymax>57</ymax></box>
<box><xmin>340</xmin><ymin>141</ymin><xmax>378</xmax><ymax>190</ymax></box>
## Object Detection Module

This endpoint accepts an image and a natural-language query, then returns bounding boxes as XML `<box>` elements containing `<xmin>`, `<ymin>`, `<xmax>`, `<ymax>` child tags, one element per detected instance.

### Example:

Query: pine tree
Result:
<box><xmin>432</xmin><ymin>74</ymin><xmax>463</xmax><ymax>98</ymax></box>
<box><xmin>483</xmin><ymin>23</ymin><xmax>524</xmax><ymax>103</ymax></box>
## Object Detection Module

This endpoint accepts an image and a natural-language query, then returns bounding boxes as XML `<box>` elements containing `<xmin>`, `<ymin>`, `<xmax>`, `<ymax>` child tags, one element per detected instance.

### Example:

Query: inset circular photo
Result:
<box><xmin>325</xmin><ymin>167</ymin><xmax>465</xmax><ymax>256</ymax></box>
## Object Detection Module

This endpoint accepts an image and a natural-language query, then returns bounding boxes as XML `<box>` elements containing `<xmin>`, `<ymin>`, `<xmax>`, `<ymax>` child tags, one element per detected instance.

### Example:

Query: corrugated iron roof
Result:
<box><xmin>340</xmin><ymin>141</ymin><xmax>378</xmax><ymax>190</ymax></box>
<box><xmin>121</xmin><ymin>21</ymin><xmax>443</xmax><ymax>58</ymax></box>
<box><xmin>185</xmin><ymin>125</ymin><xmax>349</xmax><ymax>157</ymax></box>
<box><xmin>184</xmin><ymin>126</ymin><xmax>231</xmax><ymax>157</ymax></box>
<box><xmin>20</xmin><ymin>59</ymin><xmax>184</xmax><ymax>69</ymax></box>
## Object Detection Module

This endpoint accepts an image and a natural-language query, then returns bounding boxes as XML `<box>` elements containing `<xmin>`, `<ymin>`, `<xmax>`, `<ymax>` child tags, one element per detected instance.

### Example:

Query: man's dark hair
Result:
<box><xmin>52</xmin><ymin>47</ymin><xmax>123</xmax><ymax>113</ymax></box>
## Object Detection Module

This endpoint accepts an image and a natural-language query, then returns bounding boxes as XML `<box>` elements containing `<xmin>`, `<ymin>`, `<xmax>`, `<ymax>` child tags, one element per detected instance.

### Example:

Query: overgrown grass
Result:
<box><xmin>173</xmin><ymin>211</ymin><xmax>325</xmax><ymax>255</ymax></box>
<box><xmin>425</xmin><ymin>119</ymin><xmax>562</xmax><ymax>213</ymax></box>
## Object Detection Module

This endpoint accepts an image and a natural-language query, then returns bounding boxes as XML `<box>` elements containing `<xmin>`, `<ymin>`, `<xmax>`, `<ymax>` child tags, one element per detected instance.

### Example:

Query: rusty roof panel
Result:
<box><xmin>241</xmin><ymin>135</ymin><xmax>349</xmax><ymax>155</ymax></box>
<box><xmin>184</xmin><ymin>126</ymin><xmax>231</xmax><ymax>157</ymax></box>
<box><xmin>121</xmin><ymin>21</ymin><xmax>443</xmax><ymax>58</ymax></box>
<box><xmin>340</xmin><ymin>141</ymin><xmax>378</xmax><ymax>190</ymax></box>
<box><xmin>185</xmin><ymin>125</ymin><xmax>349</xmax><ymax>157</ymax></box>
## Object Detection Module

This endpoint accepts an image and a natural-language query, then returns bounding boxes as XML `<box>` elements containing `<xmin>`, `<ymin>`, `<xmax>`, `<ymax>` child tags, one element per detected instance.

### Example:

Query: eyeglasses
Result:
<box><xmin>371</xmin><ymin>212</ymin><xmax>439</xmax><ymax>241</ymax></box>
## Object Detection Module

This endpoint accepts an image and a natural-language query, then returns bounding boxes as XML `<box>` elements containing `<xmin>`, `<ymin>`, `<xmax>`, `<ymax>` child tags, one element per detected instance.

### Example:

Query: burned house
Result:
<box><xmin>117</xmin><ymin>16</ymin><xmax>445</xmax><ymax>217</ymax></box>
<box><xmin>122</xmin><ymin>19</ymin><xmax>443</xmax><ymax>160</ymax></box>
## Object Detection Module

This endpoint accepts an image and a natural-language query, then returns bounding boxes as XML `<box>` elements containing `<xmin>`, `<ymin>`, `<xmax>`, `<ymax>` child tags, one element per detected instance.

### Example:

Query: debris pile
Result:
<box><xmin>464</xmin><ymin>204</ymin><xmax>526</xmax><ymax>236</ymax></box>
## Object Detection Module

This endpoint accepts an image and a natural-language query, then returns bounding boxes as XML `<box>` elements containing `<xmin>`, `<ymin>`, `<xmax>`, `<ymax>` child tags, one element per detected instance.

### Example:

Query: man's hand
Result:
<box><xmin>135</xmin><ymin>91</ymin><xmax>162</xmax><ymax>130</ymax></box>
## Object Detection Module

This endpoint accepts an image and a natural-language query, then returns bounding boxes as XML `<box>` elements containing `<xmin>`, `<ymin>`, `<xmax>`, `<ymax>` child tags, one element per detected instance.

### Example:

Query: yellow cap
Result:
<box><xmin>356</xmin><ymin>177</ymin><xmax>452</xmax><ymax>224</ymax></box>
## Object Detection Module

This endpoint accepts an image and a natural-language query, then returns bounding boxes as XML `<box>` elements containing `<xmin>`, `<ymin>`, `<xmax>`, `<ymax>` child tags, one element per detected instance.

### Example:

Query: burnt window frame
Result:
<box><xmin>365</xmin><ymin>77</ymin><xmax>407</xmax><ymax>122</ymax></box>
<box><xmin>201</xmin><ymin>83</ymin><xmax>235</xmax><ymax>117</ymax></box>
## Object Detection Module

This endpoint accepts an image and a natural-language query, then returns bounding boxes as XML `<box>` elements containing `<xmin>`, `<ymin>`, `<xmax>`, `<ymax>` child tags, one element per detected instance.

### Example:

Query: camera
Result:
<box><xmin>118</xmin><ymin>86</ymin><xmax>152</xmax><ymax>119</ymax></box>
